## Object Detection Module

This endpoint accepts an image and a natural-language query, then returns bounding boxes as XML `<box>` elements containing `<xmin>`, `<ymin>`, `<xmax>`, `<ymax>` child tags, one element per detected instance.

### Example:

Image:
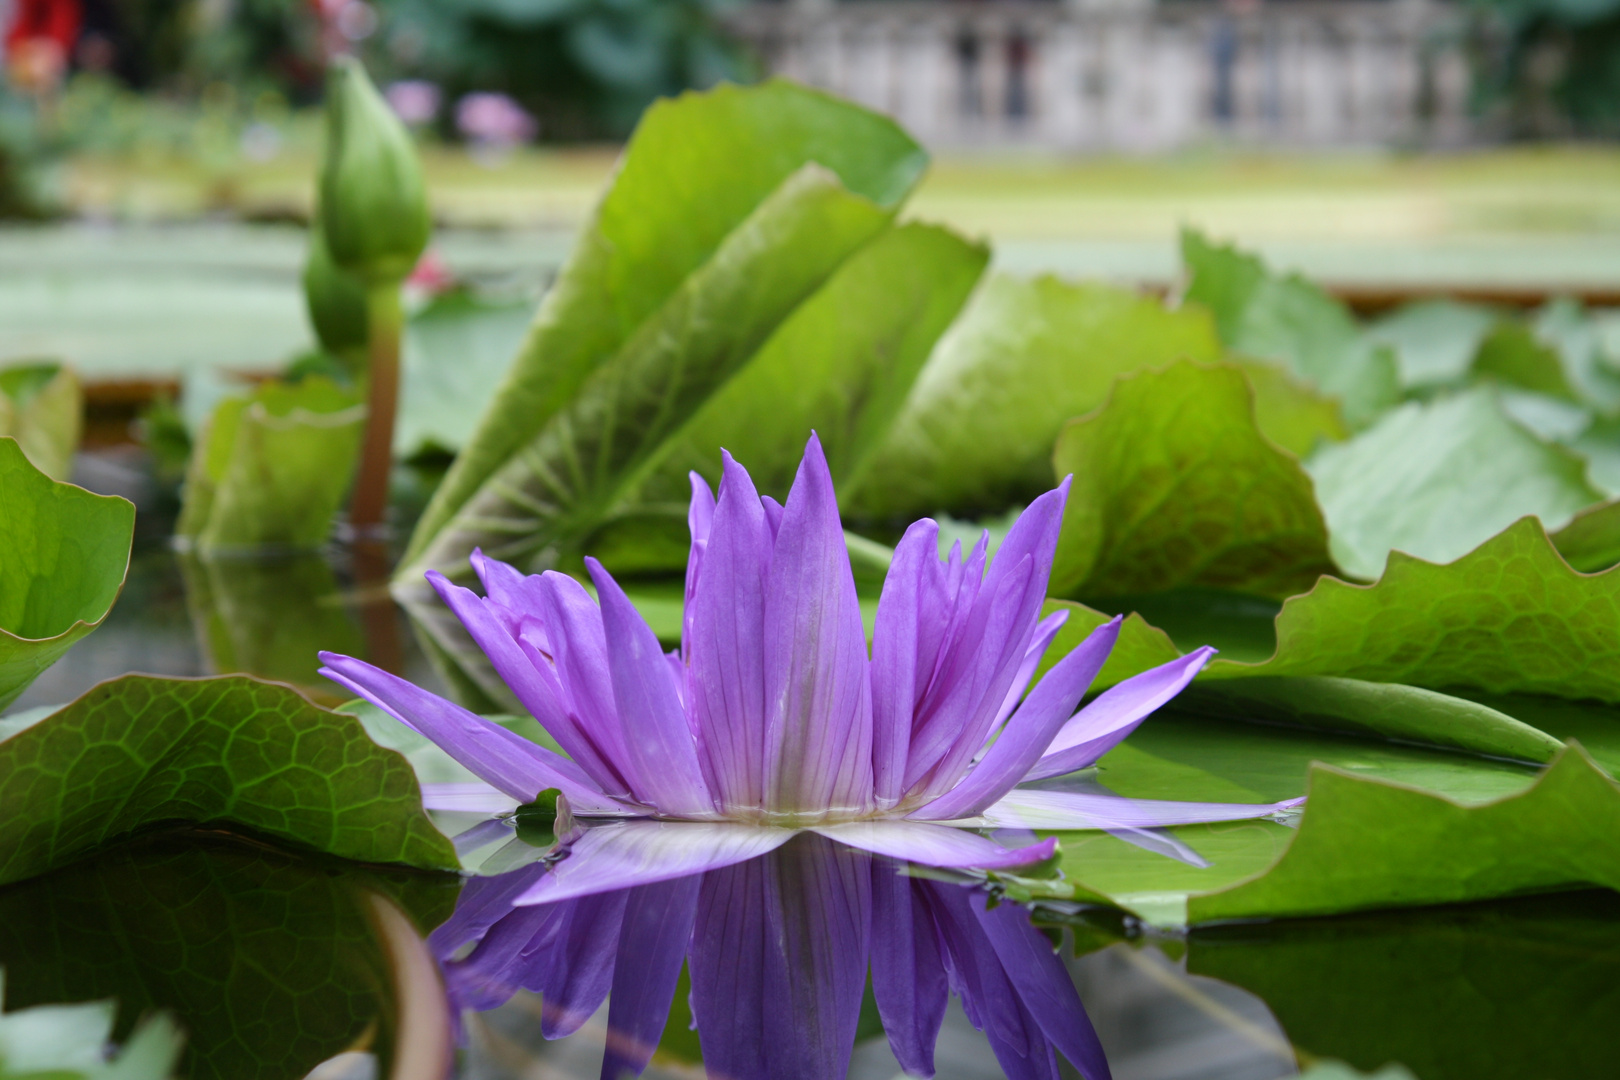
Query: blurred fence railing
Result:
<box><xmin>727</xmin><ymin>0</ymin><xmax>1472</xmax><ymax>149</ymax></box>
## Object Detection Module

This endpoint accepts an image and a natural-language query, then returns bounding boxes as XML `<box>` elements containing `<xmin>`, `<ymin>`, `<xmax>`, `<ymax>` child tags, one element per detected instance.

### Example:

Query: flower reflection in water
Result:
<box><xmin>433</xmin><ymin>833</ymin><xmax>1110</xmax><ymax>1080</ymax></box>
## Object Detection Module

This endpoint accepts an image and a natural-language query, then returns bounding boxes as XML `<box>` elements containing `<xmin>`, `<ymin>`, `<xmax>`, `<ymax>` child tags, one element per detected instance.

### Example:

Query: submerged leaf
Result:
<box><xmin>0</xmin><ymin>438</ymin><xmax>133</xmax><ymax>711</ymax></box>
<box><xmin>0</xmin><ymin>674</ymin><xmax>457</xmax><ymax>886</ymax></box>
<box><xmin>1307</xmin><ymin>388</ymin><xmax>1602</xmax><ymax>579</ymax></box>
<box><xmin>1049</xmin><ymin>361</ymin><xmax>1334</xmax><ymax>600</ymax></box>
<box><xmin>850</xmin><ymin>274</ymin><xmax>1223</xmax><ymax>519</ymax></box>
<box><xmin>0</xmin><ymin>361</ymin><xmax>82</xmax><ymax>482</ymax></box>
<box><xmin>1188</xmin><ymin>743</ymin><xmax>1620</xmax><ymax>923</ymax></box>
<box><xmin>404</xmin><ymin>80</ymin><xmax>927</xmax><ymax>571</ymax></box>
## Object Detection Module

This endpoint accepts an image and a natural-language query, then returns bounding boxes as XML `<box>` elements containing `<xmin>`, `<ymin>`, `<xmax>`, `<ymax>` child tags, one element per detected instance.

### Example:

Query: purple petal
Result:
<box><xmin>762</xmin><ymin>434</ymin><xmax>873</xmax><ymax>817</ymax></box>
<box><xmin>601</xmin><ymin>875</ymin><xmax>702</xmax><ymax>1080</ymax></box>
<box><xmin>429</xmin><ymin>570</ymin><xmax>629</xmax><ymax>797</ymax></box>
<box><xmin>910</xmin><ymin>618</ymin><xmax>1120</xmax><ymax>822</ymax></box>
<box><xmin>976</xmin><ymin>788</ymin><xmax>1306</xmax><ymax>830</ymax></box>
<box><xmin>442</xmin><ymin>896</ymin><xmax>571</xmax><ymax>1013</ymax></box>
<box><xmin>515</xmin><ymin>820</ymin><xmax>796</xmax><ymax>905</ymax></box>
<box><xmin>989</xmin><ymin>609</ymin><xmax>1070</xmax><ymax>733</ymax></box>
<box><xmin>812</xmin><ymin>821</ymin><xmax>1056</xmax><ymax>871</ymax></box>
<box><xmin>870</xmin><ymin>859</ymin><xmax>948</xmax><ymax>1078</ymax></box>
<box><xmin>760</xmin><ymin>495</ymin><xmax>783</xmax><ymax>541</ymax></box>
<box><xmin>870</xmin><ymin>518</ymin><xmax>937</xmax><ymax>810</ymax></box>
<box><xmin>429</xmin><ymin>862</ymin><xmax>549</xmax><ymax>960</ymax></box>
<box><xmin>972</xmin><ymin>892</ymin><xmax>1112</xmax><ymax>1080</ymax></box>
<box><xmin>688</xmin><ymin>834</ymin><xmax>870</xmax><ymax>1080</ymax></box>
<box><xmin>318</xmin><ymin>652</ymin><xmax>623</xmax><ymax>813</ymax></box>
<box><xmin>470</xmin><ymin>549</ymin><xmax>550</xmax><ymax>626</ymax></box>
<box><xmin>921</xmin><ymin>882</ymin><xmax>1047</xmax><ymax>1067</ymax></box>
<box><xmin>684</xmin><ymin>472</ymin><xmax>715</xmax><ymax>655</ymax></box>
<box><xmin>1023</xmin><ymin>647</ymin><xmax>1217</xmax><ymax>782</ymax></box>
<box><xmin>534</xmin><ymin>889</ymin><xmax>629</xmax><ymax>1039</ymax></box>
<box><xmin>686</xmin><ymin>452</ymin><xmax>772</xmax><ymax>814</ymax></box>
<box><xmin>587</xmin><ymin>558</ymin><xmax>714</xmax><ymax>817</ymax></box>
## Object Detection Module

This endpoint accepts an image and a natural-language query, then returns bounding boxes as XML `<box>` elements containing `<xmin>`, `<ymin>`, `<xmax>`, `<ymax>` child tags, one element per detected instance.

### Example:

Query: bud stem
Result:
<box><xmin>350</xmin><ymin>283</ymin><xmax>403</xmax><ymax>534</ymax></box>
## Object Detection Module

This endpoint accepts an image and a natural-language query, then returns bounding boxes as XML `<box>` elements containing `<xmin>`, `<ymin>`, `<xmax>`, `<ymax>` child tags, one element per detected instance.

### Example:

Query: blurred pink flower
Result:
<box><xmin>456</xmin><ymin>92</ymin><xmax>537</xmax><ymax>148</ymax></box>
<box><xmin>386</xmin><ymin>79</ymin><xmax>442</xmax><ymax>126</ymax></box>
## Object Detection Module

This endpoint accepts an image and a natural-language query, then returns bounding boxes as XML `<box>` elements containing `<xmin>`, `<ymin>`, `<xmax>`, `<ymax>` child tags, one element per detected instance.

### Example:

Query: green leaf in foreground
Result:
<box><xmin>0</xmin><ymin>437</ymin><xmax>134</xmax><ymax>711</ymax></box>
<box><xmin>175</xmin><ymin>377</ymin><xmax>365</xmax><ymax>553</ymax></box>
<box><xmin>1203</xmin><ymin>516</ymin><xmax>1620</xmax><ymax>701</ymax></box>
<box><xmin>0</xmin><ymin>675</ymin><xmax>456</xmax><ymax>886</ymax></box>
<box><xmin>0</xmin><ymin>832</ymin><xmax>458</xmax><ymax>1080</ymax></box>
<box><xmin>1307</xmin><ymin>388</ymin><xmax>1602</xmax><ymax>579</ymax></box>
<box><xmin>405</xmin><ymin>79</ymin><xmax>927</xmax><ymax>571</ymax></box>
<box><xmin>0</xmin><ymin>360</ymin><xmax>82</xmax><ymax>482</ymax></box>
<box><xmin>1188</xmin><ymin>742</ymin><xmax>1620</xmax><ymax>923</ymax></box>
<box><xmin>1190</xmin><ymin>890</ymin><xmax>1620</xmax><ymax>1080</ymax></box>
<box><xmin>1049</xmin><ymin>361</ymin><xmax>1334</xmax><ymax>600</ymax></box>
<box><xmin>849</xmin><ymin>274</ymin><xmax>1223</xmax><ymax>519</ymax></box>
<box><xmin>1180</xmin><ymin>229</ymin><xmax>1398</xmax><ymax>426</ymax></box>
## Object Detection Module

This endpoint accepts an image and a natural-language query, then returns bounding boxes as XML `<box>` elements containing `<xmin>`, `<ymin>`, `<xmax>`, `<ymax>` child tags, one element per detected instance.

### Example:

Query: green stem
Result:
<box><xmin>350</xmin><ymin>283</ymin><xmax>403</xmax><ymax>535</ymax></box>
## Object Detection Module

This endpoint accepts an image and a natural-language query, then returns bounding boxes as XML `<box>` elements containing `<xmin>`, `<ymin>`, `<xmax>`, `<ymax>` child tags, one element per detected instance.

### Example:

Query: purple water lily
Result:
<box><xmin>433</xmin><ymin>834</ymin><xmax>1112</xmax><ymax>1080</ymax></box>
<box><xmin>322</xmin><ymin>435</ymin><xmax>1299</xmax><ymax>904</ymax></box>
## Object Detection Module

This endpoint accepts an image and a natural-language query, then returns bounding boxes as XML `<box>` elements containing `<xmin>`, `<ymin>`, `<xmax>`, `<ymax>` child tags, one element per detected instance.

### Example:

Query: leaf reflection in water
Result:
<box><xmin>433</xmin><ymin>832</ymin><xmax>1109</xmax><ymax>1080</ymax></box>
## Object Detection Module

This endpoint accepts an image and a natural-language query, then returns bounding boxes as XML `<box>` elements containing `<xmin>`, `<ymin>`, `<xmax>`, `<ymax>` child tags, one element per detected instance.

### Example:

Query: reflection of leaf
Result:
<box><xmin>0</xmin><ymin>360</ymin><xmax>81</xmax><ymax>482</ymax></box>
<box><xmin>0</xmin><ymin>438</ymin><xmax>133</xmax><ymax>711</ymax></box>
<box><xmin>1307</xmin><ymin>389</ymin><xmax>1601</xmax><ymax>579</ymax></box>
<box><xmin>177</xmin><ymin>554</ymin><xmax>364</xmax><ymax>705</ymax></box>
<box><xmin>0</xmin><ymin>832</ymin><xmax>459</xmax><ymax>1080</ymax></box>
<box><xmin>1180</xmin><ymin>230</ymin><xmax>1398</xmax><ymax>426</ymax></box>
<box><xmin>0</xmin><ymin>973</ymin><xmax>183</xmax><ymax>1079</ymax></box>
<box><xmin>0</xmin><ymin>674</ymin><xmax>457</xmax><ymax>886</ymax></box>
<box><xmin>1202</xmin><ymin>517</ymin><xmax>1620</xmax><ymax>702</ymax></box>
<box><xmin>1191</xmin><ymin>890</ymin><xmax>1617</xmax><ymax>1080</ymax></box>
<box><xmin>850</xmin><ymin>275</ymin><xmax>1223</xmax><ymax>520</ymax></box>
<box><xmin>176</xmin><ymin>377</ymin><xmax>365</xmax><ymax>553</ymax></box>
<box><xmin>404</xmin><ymin>80</ymin><xmax>927</xmax><ymax>574</ymax></box>
<box><xmin>1049</xmin><ymin>362</ymin><xmax>1334</xmax><ymax>600</ymax></box>
<box><xmin>1188</xmin><ymin>743</ymin><xmax>1620</xmax><ymax>923</ymax></box>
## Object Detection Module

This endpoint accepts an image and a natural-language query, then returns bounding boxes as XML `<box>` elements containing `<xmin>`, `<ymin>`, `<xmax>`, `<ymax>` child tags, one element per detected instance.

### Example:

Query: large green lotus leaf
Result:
<box><xmin>1180</xmin><ymin>229</ymin><xmax>1398</xmax><ymax>426</ymax></box>
<box><xmin>1306</xmin><ymin>388</ymin><xmax>1602</xmax><ymax>579</ymax></box>
<box><xmin>1049</xmin><ymin>361</ymin><xmax>1334</xmax><ymax>600</ymax></box>
<box><xmin>1366</xmin><ymin>298</ymin><xmax>1496</xmax><ymax>389</ymax></box>
<box><xmin>847</xmin><ymin>274</ymin><xmax>1224</xmax><ymax>521</ymax></box>
<box><xmin>176</xmin><ymin>377</ymin><xmax>365</xmax><ymax>554</ymax></box>
<box><xmin>1190</xmin><ymin>890</ymin><xmax>1620</xmax><ymax>1080</ymax></box>
<box><xmin>1471</xmin><ymin>320</ymin><xmax>1578</xmax><ymax>400</ymax></box>
<box><xmin>1187</xmin><ymin>742</ymin><xmax>1620</xmax><ymax>924</ymax></box>
<box><xmin>1035</xmin><ymin>599</ymin><xmax>1182</xmax><ymax>690</ymax></box>
<box><xmin>0</xmin><ymin>438</ymin><xmax>134</xmax><ymax>712</ymax></box>
<box><xmin>0</xmin><ymin>360</ymin><xmax>82</xmax><ymax>482</ymax></box>
<box><xmin>1042</xmin><ymin>711</ymin><xmax>1541</xmax><ymax>926</ymax></box>
<box><xmin>1202</xmin><ymin>516</ymin><xmax>1620</xmax><ymax>702</ymax></box>
<box><xmin>177</xmin><ymin>553</ymin><xmax>365</xmax><ymax>706</ymax></box>
<box><xmin>1233</xmin><ymin>356</ymin><xmax>1348</xmax><ymax>458</ymax></box>
<box><xmin>398</xmin><ymin>165</ymin><xmax>896</xmax><ymax>588</ymax></box>
<box><xmin>0</xmin><ymin>674</ymin><xmax>457</xmax><ymax>886</ymax></box>
<box><xmin>0</xmin><ymin>972</ymin><xmax>182</xmax><ymax>1080</ymax></box>
<box><xmin>396</xmin><ymin>292</ymin><xmax>535</xmax><ymax>457</ymax></box>
<box><xmin>585</xmin><ymin>222</ymin><xmax>989</xmax><ymax>574</ymax></box>
<box><xmin>404</xmin><ymin>80</ymin><xmax>927</xmax><ymax>570</ymax></box>
<box><xmin>0</xmin><ymin>831</ymin><xmax>458</xmax><ymax>1080</ymax></box>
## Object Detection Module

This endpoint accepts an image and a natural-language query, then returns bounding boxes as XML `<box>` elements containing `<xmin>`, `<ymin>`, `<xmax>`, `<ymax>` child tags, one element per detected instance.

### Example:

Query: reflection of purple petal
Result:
<box><xmin>429</xmin><ymin>862</ymin><xmax>548</xmax><ymax>961</ymax></box>
<box><xmin>811</xmin><ymin>820</ymin><xmax>1055</xmax><ymax>871</ymax></box>
<box><xmin>972</xmin><ymin>893</ymin><xmax>1111</xmax><ymax>1080</ymax></box>
<box><xmin>602</xmin><ymin>876</ymin><xmax>702</xmax><ymax>1080</ymax></box>
<box><xmin>870</xmin><ymin>859</ymin><xmax>948</xmax><ymax>1078</ymax></box>
<box><xmin>912</xmin><ymin>617</ymin><xmax>1118</xmax><ymax>821</ymax></box>
<box><xmin>515</xmin><ymin>821</ymin><xmax>796</xmax><ymax>906</ymax></box>
<box><xmin>922</xmin><ymin>883</ymin><xmax>1050</xmax><ymax>1070</ymax></box>
<box><xmin>421</xmin><ymin>781</ymin><xmax>518</xmax><ymax>814</ymax></box>
<box><xmin>535</xmin><ymin>890</ymin><xmax>629</xmax><ymax>1039</ymax></box>
<box><xmin>318</xmin><ymin>653</ymin><xmax>621</xmax><ymax>812</ymax></box>
<box><xmin>979</xmin><ymin>788</ymin><xmax>1306</xmax><ymax>830</ymax></box>
<box><xmin>689</xmin><ymin>836</ymin><xmax>870</xmax><ymax>1080</ymax></box>
<box><xmin>1023</xmin><ymin>647</ymin><xmax>1216</xmax><ymax>782</ymax></box>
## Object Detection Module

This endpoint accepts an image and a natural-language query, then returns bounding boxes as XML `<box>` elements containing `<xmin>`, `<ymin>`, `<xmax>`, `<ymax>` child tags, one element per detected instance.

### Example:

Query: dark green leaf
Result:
<box><xmin>1049</xmin><ymin>361</ymin><xmax>1334</xmax><ymax>599</ymax></box>
<box><xmin>850</xmin><ymin>274</ymin><xmax>1223</xmax><ymax>520</ymax></box>
<box><xmin>0</xmin><ymin>438</ymin><xmax>133</xmax><ymax>711</ymax></box>
<box><xmin>404</xmin><ymin>80</ymin><xmax>927</xmax><ymax>569</ymax></box>
<box><xmin>1306</xmin><ymin>388</ymin><xmax>1601</xmax><ymax>579</ymax></box>
<box><xmin>0</xmin><ymin>831</ymin><xmax>458</xmax><ymax>1080</ymax></box>
<box><xmin>0</xmin><ymin>674</ymin><xmax>457</xmax><ymax>886</ymax></box>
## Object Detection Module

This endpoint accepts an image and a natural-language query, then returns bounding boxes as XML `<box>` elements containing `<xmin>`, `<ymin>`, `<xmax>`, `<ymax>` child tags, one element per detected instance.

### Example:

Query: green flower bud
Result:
<box><xmin>319</xmin><ymin>56</ymin><xmax>430</xmax><ymax>286</ymax></box>
<box><xmin>302</xmin><ymin>210</ymin><xmax>369</xmax><ymax>367</ymax></box>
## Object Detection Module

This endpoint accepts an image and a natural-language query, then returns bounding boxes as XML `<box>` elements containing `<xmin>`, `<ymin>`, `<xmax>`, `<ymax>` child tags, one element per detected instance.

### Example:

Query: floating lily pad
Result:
<box><xmin>0</xmin><ymin>360</ymin><xmax>81</xmax><ymax>482</ymax></box>
<box><xmin>0</xmin><ymin>674</ymin><xmax>457</xmax><ymax>886</ymax></box>
<box><xmin>0</xmin><ymin>437</ymin><xmax>133</xmax><ymax>712</ymax></box>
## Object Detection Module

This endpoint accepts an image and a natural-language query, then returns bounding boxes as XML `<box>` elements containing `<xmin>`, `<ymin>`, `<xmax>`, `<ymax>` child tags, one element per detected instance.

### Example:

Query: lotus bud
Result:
<box><xmin>318</xmin><ymin>56</ymin><xmax>430</xmax><ymax>286</ymax></box>
<box><xmin>302</xmin><ymin>210</ymin><xmax>369</xmax><ymax>367</ymax></box>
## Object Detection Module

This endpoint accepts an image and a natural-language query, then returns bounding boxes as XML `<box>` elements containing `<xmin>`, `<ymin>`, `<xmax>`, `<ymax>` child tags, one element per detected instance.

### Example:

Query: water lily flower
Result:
<box><xmin>321</xmin><ymin>435</ymin><xmax>1300</xmax><ymax>905</ymax></box>
<box><xmin>432</xmin><ymin>834</ymin><xmax>1111</xmax><ymax>1080</ymax></box>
